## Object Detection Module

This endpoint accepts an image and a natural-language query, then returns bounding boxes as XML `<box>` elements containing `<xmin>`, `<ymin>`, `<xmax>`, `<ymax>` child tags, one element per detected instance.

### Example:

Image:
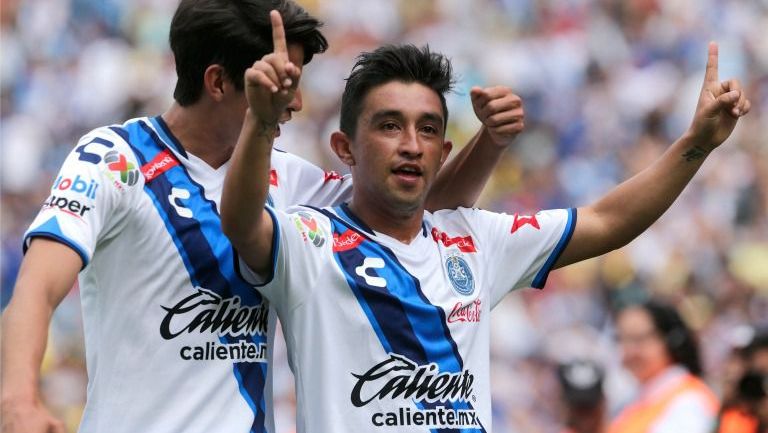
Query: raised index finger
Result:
<box><xmin>270</xmin><ymin>10</ymin><xmax>288</xmax><ymax>55</ymax></box>
<box><xmin>703</xmin><ymin>41</ymin><xmax>719</xmax><ymax>86</ymax></box>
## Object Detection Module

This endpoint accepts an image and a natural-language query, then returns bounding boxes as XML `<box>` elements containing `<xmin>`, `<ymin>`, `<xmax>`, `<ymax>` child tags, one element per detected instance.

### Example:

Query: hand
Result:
<box><xmin>244</xmin><ymin>10</ymin><xmax>301</xmax><ymax>128</ymax></box>
<box><xmin>470</xmin><ymin>86</ymin><xmax>525</xmax><ymax>147</ymax></box>
<box><xmin>687</xmin><ymin>42</ymin><xmax>751</xmax><ymax>151</ymax></box>
<box><xmin>1</xmin><ymin>399</ymin><xmax>65</xmax><ymax>433</ymax></box>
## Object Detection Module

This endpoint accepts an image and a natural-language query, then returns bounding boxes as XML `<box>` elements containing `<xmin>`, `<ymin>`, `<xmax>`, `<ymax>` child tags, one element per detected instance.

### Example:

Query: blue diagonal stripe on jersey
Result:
<box><xmin>116</xmin><ymin>119</ymin><xmax>269</xmax><ymax>433</ymax></box>
<box><xmin>317</xmin><ymin>207</ymin><xmax>486</xmax><ymax>433</ymax></box>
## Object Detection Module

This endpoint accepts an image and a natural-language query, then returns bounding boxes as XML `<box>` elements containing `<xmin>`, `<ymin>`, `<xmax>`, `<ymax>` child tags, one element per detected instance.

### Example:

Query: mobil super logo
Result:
<box><xmin>52</xmin><ymin>174</ymin><xmax>99</xmax><ymax>199</ymax></box>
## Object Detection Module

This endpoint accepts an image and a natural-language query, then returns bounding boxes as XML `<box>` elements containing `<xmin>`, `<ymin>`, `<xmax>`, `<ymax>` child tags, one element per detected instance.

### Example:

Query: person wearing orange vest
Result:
<box><xmin>608</xmin><ymin>301</ymin><xmax>719</xmax><ymax>433</ymax></box>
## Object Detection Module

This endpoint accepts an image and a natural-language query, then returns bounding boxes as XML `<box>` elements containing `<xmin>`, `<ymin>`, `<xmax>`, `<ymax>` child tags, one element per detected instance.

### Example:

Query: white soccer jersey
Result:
<box><xmin>23</xmin><ymin>116</ymin><xmax>351</xmax><ymax>433</ymax></box>
<box><xmin>238</xmin><ymin>203</ymin><xmax>576</xmax><ymax>432</ymax></box>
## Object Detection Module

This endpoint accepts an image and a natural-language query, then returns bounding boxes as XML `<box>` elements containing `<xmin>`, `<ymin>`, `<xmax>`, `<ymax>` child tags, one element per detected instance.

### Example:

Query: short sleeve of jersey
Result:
<box><xmin>269</xmin><ymin>151</ymin><xmax>352</xmax><ymax>209</ymax></box>
<box><xmin>464</xmin><ymin>207</ymin><xmax>576</xmax><ymax>306</ymax></box>
<box><xmin>23</xmin><ymin>128</ymin><xmax>141</xmax><ymax>267</ymax></box>
<box><xmin>237</xmin><ymin>205</ymin><xmax>332</xmax><ymax>312</ymax></box>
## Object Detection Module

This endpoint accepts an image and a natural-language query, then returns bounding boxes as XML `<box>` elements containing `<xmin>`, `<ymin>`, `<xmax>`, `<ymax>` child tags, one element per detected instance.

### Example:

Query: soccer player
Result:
<box><xmin>0</xmin><ymin>2</ymin><xmax>525</xmax><ymax>433</ymax></box>
<box><xmin>221</xmin><ymin>11</ymin><xmax>750</xmax><ymax>432</ymax></box>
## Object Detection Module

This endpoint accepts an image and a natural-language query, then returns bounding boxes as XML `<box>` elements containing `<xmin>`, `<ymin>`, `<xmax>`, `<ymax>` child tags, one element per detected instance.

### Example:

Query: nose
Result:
<box><xmin>287</xmin><ymin>88</ymin><xmax>303</xmax><ymax>113</ymax></box>
<box><xmin>398</xmin><ymin>127</ymin><xmax>423</xmax><ymax>159</ymax></box>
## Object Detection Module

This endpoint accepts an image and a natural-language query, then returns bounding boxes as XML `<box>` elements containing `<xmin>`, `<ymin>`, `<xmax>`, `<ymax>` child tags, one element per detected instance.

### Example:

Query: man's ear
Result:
<box><xmin>330</xmin><ymin>131</ymin><xmax>355</xmax><ymax>166</ymax></box>
<box><xmin>203</xmin><ymin>64</ymin><xmax>228</xmax><ymax>102</ymax></box>
<box><xmin>440</xmin><ymin>140</ymin><xmax>453</xmax><ymax>166</ymax></box>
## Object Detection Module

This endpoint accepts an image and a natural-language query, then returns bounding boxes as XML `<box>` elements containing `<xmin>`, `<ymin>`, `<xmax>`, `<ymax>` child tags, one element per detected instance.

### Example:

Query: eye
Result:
<box><xmin>421</xmin><ymin>125</ymin><xmax>439</xmax><ymax>135</ymax></box>
<box><xmin>381</xmin><ymin>121</ymin><xmax>400</xmax><ymax>132</ymax></box>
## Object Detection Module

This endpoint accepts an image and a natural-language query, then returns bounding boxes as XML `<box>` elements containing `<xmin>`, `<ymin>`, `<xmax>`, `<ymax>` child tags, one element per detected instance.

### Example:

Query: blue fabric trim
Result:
<box><xmin>115</xmin><ymin>120</ymin><xmax>268</xmax><ymax>433</ymax></box>
<box><xmin>24</xmin><ymin>232</ymin><xmax>89</xmax><ymax>270</ymax></box>
<box><xmin>326</xmin><ymin>212</ymin><xmax>484</xmax><ymax>433</ymax></box>
<box><xmin>531</xmin><ymin>208</ymin><xmax>577</xmax><ymax>289</ymax></box>
<box><xmin>151</xmin><ymin>115</ymin><xmax>188</xmax><ymax>158</ymax></box>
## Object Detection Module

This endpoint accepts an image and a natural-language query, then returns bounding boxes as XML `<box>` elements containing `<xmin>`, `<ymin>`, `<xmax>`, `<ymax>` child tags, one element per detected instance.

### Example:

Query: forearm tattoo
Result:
<box><xmin>682</xmin><ymin>145</ymin><xmax>709</xmax><ymax>162</ymax></box>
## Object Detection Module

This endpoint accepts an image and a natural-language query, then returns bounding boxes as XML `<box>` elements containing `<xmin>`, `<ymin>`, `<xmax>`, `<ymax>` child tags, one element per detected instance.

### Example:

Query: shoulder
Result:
<box><xmin>271</xmin><ymin>148</ymin><xmax>318</xmax><ymax>170</ymax></box>
<box><xmin>65</xmin><ymin>120</ymin><xmax>146</xmax><ymax>192</ymax></box>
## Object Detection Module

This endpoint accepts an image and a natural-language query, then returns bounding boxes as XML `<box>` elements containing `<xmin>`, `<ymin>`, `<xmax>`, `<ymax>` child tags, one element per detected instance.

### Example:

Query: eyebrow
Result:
<box><xmin>369</xmin><ymin>110</ymin><xmax>445</xmax><ymax>126</ymax></box>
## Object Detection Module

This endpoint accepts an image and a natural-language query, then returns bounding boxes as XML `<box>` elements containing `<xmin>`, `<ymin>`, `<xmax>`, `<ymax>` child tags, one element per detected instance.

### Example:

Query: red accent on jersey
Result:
<box><xmin>333</xmin><ymin>229</ymin><xmax>364</xmax><ymax>252</ymax></box>
<box><xmin>510</xmin><ymin>213</ymin><xmax>540</xmax><ymax>234</ymax></box>
<box><xmin>324</xmin><ymin>171</ymin><xmax>343</xmax><ymax>182</ymax></box>
<box><xmin>447</xmin><ymin>299</ymin><xmax>482</xmax><ymax>323</ymax></box>
<box><xmin>300</xmin><ymin>215</ymin><xmax>318</xmax><ymax>232</ymax></box>
<box><xmin>431</xmin><ymin>227</ymin><xmax>477</xmax><ymax>253</ymax></box>
<box><xmin>141</xmin><ymin>150</ymin><xmax>179</xmax><ymax>182</ymax></box>
<box><xmin>108</xmin><ymin>153</ymin><xmax>130</xmax><ymax>173</ymax></box>
<box><xmin>269</xmin><ymin>169</ymin><xmax>278</xmax><ymax>187</ymax></box>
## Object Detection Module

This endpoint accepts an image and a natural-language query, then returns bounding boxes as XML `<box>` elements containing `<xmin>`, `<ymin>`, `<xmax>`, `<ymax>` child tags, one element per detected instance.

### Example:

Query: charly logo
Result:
<box><xmin>105</xmin><ymin>150</ymin><xmax>139</xmax><ymax>186</ymax></box>
<box><xmin>351</xmin><ymin>354</ymin><xmax>480</xmax><ymax>428</ymax></box>
<box><xmin>445</xmin><ymin>255</ymin><xmax>474</xmax><ymax>296</ymax></box>
<box><xmin>294</xmin><ymin>211</ymin><xmax>325</xmax><ymax>247</ymax></box>
<box><xmin>159</xmin><ymin>288</ymin><xmax>269</xmax><ymax>363</ymax></box>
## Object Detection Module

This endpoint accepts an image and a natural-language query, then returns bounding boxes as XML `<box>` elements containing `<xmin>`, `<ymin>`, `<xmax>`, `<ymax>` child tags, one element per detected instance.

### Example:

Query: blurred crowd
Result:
<box><xmin>1</xmin><ymin>0</ymin><xmax>767</xmax><ymax>432</ymax></box>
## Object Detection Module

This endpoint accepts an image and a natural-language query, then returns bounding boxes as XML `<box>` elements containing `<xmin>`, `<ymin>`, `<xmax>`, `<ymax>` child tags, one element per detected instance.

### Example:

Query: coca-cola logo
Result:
<box><xmin>159</xmin><ymin>288</ymin><xmax>268</xmax><ymax>340</ymax></box>
<box><xmin>333</xmin><ymin>229</ymin><xmax>364</xmax><ymax>252</ymax></box>
<box><xmin>351</xmin><ymin>354</ymin><xmax>474</xmax><ymax>407</ymax></box>
<box><xmin>447</xmin><ymin>299</ymin><xmax>481</xmax><ymax>324</ymax></box>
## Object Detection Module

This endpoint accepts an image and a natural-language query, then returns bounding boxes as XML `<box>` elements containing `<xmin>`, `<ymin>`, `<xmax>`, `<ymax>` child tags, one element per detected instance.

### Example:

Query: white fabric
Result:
<box><xmin>23</xmin><ymin>116</ymin><xmax>352</xmax><ymax>433</ymax></box>
<box><xmin>239</xmin><ymin>205</ymin><xmax>574</xmax><ymax>432</ymax></box>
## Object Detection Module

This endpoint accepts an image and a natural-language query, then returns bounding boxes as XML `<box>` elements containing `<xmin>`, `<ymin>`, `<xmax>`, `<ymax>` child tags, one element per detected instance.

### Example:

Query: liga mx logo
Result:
<box><xmin>445</xmin><ymin>256</ymin><xmax>474</xmax><ymax>296</ymax></box>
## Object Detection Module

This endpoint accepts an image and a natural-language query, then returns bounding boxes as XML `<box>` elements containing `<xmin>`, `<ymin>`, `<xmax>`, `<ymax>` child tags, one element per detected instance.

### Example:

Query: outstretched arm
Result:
<box><xmin>555</xmin><ymin>42</ymin><xmax>751</xmax><ymax>268</ymax></box>
<box><xmin>220</xmin><ymin>10</ymin><xmax>299</xmax><ymax>276</ymax></box>
<box><xmin>1</xmin><ymin>240</ymin><xmax>80</xmax><ymax>433</ymax></box>
<box><xmin>425</xmin><ymin>86</ymin><xmax>524</xmax><ymax>210</ymax></box>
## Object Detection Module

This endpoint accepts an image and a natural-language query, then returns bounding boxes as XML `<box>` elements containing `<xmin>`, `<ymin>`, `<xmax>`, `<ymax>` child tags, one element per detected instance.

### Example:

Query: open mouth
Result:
<box><xmin>391</xmin><ymin>164</ymin><xmax>423</xmax><ymax>180</ymax></box>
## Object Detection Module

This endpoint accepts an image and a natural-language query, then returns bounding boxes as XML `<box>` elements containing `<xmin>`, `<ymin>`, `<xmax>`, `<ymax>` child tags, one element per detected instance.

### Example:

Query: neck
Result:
<box><xmin>347</xmin><ymin>192</ymin><xmax>424</xmax><ymax>244</ymax></box>
<box><xmin>161</xmin><ymin>103</ymin><xmax>234</xmax><ymax>169</ymax></box>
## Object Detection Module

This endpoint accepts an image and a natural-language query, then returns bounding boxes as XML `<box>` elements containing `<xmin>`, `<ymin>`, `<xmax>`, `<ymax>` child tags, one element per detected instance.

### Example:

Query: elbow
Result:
<box><xmin>220</xmin><ymin>214</ymin><xmax>246</xmax><ymax>251</ymax></box>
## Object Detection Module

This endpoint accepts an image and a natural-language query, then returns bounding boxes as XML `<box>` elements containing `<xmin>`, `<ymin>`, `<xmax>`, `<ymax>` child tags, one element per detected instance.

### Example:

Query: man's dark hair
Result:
<box><xmin>340</xmin><ymin>44</ymin><xmax>455</xmax><ymax>137</ymax></box>
<box><xmin>170</xmin><ymin>0</ymin><xmax>328</xmax><ymax>106</ymax></box>
<box><xmin>640</xmin><ymin>301</ymin><xmax>704</xmax><ymax>376</ymax></box>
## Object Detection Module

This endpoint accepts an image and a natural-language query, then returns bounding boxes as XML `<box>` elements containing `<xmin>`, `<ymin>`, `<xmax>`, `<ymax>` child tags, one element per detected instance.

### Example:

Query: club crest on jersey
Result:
<box><xmin>104</xmin><ymin>150</ymin><xmax>139</xmax><ymax>186</ymax></box>
<box><xmin>445</xmin><ymin>255</ymin><xmax>474</xmax><ymax>296</ymax></box>
<box><xmin>293</xmin><ymin>211</ymin><xmax>326</xmax><ymax>247</ymax></box>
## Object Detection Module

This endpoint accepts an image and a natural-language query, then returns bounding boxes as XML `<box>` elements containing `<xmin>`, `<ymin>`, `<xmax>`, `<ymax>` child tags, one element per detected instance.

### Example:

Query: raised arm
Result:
<box><xmin>220</xmin><ymin>10</ymin><xmax>300</xmax><ymax>275</ymax></box>
<box><xmin>1</xmin><ymin>240</ymin><xmax>81</xmax><ymax>433</ymax></box>
<box><xmin>555</xmin><ymin>43</ymin><xmax>751</xmax><ymax>268</ymax></box>
<box><xmin>425</xmin><ymin>86</ymin><xmax>524</xmax><ymax>210</ymax></box>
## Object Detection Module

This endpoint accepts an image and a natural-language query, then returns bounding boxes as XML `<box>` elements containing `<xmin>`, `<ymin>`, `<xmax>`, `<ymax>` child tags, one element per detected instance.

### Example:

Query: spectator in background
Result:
<box><xmin>557</xmin><ymin>359</ymin><xmax>607</xmax><ymax>433</ymax></box>
<box><xmin>609</xmin><ymin>301</ymin><xmax>719</xmax><ymax>433</ymax></box>
<box><xmin>717</xmin><ymin>332</ymin><xmax>768</xmax><ymax>433</ymax></box>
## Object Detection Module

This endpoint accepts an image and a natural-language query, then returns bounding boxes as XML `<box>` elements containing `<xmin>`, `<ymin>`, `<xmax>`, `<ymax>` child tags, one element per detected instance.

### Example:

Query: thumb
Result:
<box><xmin>470</xmin><ymin>86</ymin><xmax>489</xmax><ymax>109</ymax></box>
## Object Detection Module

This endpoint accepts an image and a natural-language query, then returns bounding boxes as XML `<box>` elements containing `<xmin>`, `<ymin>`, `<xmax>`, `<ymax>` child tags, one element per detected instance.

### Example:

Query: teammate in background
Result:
<box><xmin>221</xmin><ymin>10</ymin><xmax>750</xmax><ymax>432</ymax></box>
<box><xmin>0</xmin><ymin>1</ymin><xmax>525</xmax><ymax>432</ymax></box>
<box><xmin>609</xmin><ymin>301</ymin><xmax>718</xmax><ymax>433</ymax></box>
